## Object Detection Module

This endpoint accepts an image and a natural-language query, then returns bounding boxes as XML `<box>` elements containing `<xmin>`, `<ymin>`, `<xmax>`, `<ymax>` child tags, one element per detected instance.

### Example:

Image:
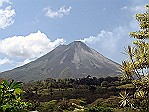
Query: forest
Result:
<box><xmin>0</xmin><ymin>76</ymin><xmax>134</xmax><ymax>112</ymax></box>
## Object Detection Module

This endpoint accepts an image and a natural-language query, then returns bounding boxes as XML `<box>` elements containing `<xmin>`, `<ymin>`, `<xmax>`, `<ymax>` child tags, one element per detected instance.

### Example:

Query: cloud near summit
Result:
<box><xmin>0</xmin><ymin>30</ymin><xmax>65</xmax><ymax>59</ymax></box>
<box><xmin>0</xmin><ymin>58</ymin><xmax>11</xmax><ymax>65</ymax></box>
<box><xmin>79</xmin><ymin>26</ymin><xmax>128</xmax><ymax>54</ymax></box>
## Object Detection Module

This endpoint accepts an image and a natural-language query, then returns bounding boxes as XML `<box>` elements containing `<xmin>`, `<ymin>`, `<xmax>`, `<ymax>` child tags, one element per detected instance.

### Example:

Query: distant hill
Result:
<box><xmin>0</xmin><ymin>41</ymin><xmax>120</xmax><ymax>82</ymax></box>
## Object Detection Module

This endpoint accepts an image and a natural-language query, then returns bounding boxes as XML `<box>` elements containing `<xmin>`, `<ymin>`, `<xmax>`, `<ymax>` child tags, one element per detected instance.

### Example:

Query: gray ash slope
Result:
<box><xmin>0</xmin><ymin>41</ymin><xmax>120</xmax><ymax>82</ymax></box>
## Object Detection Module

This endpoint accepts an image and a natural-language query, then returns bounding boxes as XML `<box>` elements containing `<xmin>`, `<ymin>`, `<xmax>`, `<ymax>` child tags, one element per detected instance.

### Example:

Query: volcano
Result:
<box><xmin>0</xmin><ymin>41</ymin><xmax>120</xmax><ymax>82</ymax></box>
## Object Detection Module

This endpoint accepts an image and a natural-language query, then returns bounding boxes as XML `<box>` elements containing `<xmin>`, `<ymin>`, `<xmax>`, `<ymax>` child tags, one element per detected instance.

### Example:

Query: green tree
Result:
<box><xmin>120</xmin><ymin>4</ymin><xmax>149</xmax><ymax>112</ymax></box>
<box><xmin>0</xmin><ymin>80</ymin><xmax>30</xmax><ymax>112</ymax></box>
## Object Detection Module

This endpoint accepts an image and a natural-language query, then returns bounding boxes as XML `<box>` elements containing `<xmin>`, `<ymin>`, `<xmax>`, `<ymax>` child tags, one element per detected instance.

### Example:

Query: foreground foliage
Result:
<box><xmin>0</xmin><ymin>80</ymin><xmax>30</xmax><ymax>112</ymax></box>
<box><xmin>120</xmin><ymin>4</ymin><xmax>149</xmax><ymax>112</ymax></box>
<box><xmin>0</xmin><ymin>75</ymin><xmax>137</xmax><ymax>112</ymax></box>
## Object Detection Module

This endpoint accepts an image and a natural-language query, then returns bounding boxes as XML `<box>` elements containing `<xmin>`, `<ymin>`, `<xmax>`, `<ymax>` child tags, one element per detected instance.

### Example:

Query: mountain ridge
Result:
<box><xmin>0</xmin><ymin>41</ymin><xmax>120</xmax><ymax>82</ymax></box>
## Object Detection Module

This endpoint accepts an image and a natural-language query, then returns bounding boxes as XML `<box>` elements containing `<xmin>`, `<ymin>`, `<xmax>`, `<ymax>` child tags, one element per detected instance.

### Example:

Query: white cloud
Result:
<box><xmin>0</xmin><ymin>30</ymin><xmax>65</xmax><ymax>59</ymax></box>
<box><xmin>0</xmin><ymin>6</ymin><xmax>15</xmax><ymax>29</ymax></box>
<box><xmin>44</xmin><ymin>6</ymin><xmax>72</xmax><ymax>18</ymax></box>
<box><xmin>79</xmin><ymin>26</ymin><xmax>128</xmax><ymax>54</ymax></box>
<box><xmin>130</xmin><ymin>6</ymin><xmax>146</xmax><ymax>13</ymax></box>
<box><xmin>34</xmin><ymin>16</ymin><xmax>39</xmax><ymax>23</ymax></box>
<box><xmin>121</xmin><ymin>6</ymin><xmax>128</xmax><ymax>10</ymax></box>
<box><xmin>15</xmin><ymin>59</ymin><xmax>34</xmax><ymax>67</ymax></box>
<box><xmin>0</xmin><ymin>0</ymin><xmax>10</xmax><ymax>7</ymax></box>
<box><xmin>121</xmin><ymin>5</ymin><xmax>146</xmax><ymax>13</ymax></box>
<box><xmin>102</xmin><ymin>8</ymin><xmax>106</xmax><ymax>11</ymax></box>
<box><xmin>0</xmin><ymin>0</ymin><xmax>15</xmax><ymax>29</ymax></box>
<box><xmin>0</xmin><ymin>58</ymin><xmax>11</xmax><ymax>65</ymax></box>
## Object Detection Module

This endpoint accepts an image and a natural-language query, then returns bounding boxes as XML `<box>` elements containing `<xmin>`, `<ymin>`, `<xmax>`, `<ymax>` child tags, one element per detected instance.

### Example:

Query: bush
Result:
<box><xmin>0</xmin><ymin>80</ymin><xmax>31</xmax><ymax>112</ymax></box>
<box><xmin>84</xmin><ymin>106</ymin><xmax>113</xmax><ymax>112</ymax></box>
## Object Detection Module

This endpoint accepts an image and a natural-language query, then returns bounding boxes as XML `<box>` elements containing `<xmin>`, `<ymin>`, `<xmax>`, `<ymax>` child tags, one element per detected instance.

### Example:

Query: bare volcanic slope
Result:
<box><xmin>0</xmin><ymin>41</ymin><xmax>120</xmax><ymax>82</ymax></box>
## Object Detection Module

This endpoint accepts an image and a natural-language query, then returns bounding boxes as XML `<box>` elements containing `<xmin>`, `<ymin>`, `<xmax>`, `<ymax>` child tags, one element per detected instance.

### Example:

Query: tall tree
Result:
<box><xmin>120</xmin><ymin>5</ymin><xmax>149</xmax><ymax>111</ymax></box>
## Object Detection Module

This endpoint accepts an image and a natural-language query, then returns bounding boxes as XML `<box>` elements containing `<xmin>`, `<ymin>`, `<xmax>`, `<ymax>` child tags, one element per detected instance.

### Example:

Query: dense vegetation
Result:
<box><xmin>21</xmin><ymin>76</ymin><xmax>136</xmax><ymax>112</ymax></box>
<box><xmin>120</xmin><ymin>4</ymin><xmax>149</xmax><ymax>112</ymax></box>
<box><xmin>0</xmin><ymin>76</ymin><xmax>134</xmax><ymax>112</ymax></box>
<box><xmin>22</xmin><ymin>76</ymin><xmax>120</xmax><ymax>102</ymax></box>
<box><xmin>0</xmin><ymin>80</ymin><xmax>31</xmax><ymax>112</ymax></box>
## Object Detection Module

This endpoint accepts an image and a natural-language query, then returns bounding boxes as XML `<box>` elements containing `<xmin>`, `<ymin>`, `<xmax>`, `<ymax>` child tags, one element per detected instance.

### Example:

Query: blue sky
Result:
<box><xmin>0</xmin><ymin>0</ymin><xmax>148</xmax><ymax>72</ymax></box>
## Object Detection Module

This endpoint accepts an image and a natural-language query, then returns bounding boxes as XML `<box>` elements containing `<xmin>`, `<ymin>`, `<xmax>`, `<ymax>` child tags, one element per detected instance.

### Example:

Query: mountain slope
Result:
<box><xmin>0</xmin><ymin>41</ymin><xmax>120</xmax><ymax>82</ymax></box>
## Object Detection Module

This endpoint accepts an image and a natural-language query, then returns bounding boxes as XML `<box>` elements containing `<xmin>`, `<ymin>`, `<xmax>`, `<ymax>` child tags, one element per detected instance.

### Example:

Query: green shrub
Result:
<box><xmin>84</xmin><ymin>106</ymin><xmax>113</xmax><ymax>112</ymax></box>
<box><xmin>0</xmin><ymin>80</ymin><xmax>31</xmax><ymax>112</ymax></box>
